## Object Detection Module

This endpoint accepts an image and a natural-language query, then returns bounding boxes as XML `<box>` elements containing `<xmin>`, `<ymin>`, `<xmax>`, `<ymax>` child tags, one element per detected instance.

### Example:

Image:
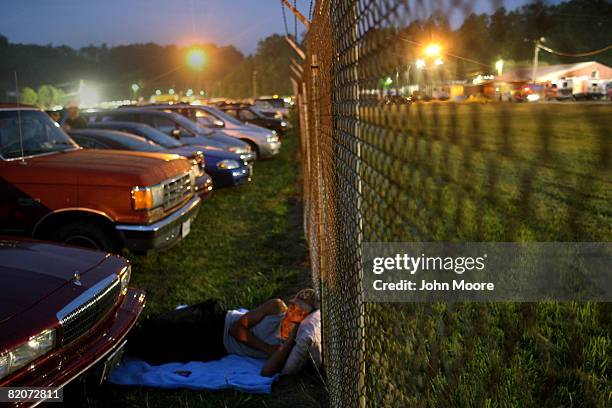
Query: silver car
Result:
<box><xmin>149</xmin><ymin>105</ymin><xmax>281</xmax><ymax>159</ymax></box>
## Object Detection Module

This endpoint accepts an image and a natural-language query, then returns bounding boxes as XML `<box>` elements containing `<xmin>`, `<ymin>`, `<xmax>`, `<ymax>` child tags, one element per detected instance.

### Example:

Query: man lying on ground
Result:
<box><xmin>127</xmin><ymin>289</ymin><xmax>319</xmax><ymax>377</ymax></box>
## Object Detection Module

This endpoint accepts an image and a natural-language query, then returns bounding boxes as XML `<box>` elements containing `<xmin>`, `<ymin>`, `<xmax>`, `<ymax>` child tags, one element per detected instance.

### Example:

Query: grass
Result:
<box><xmin>355</xmin><ymin>102</ymin><xmax>612</xmax><ymax>407</ymax></box>
<box><xmin>87</xmin><ymin>131</ymin><xmax>328</xmax><ymax>407</ymax></box>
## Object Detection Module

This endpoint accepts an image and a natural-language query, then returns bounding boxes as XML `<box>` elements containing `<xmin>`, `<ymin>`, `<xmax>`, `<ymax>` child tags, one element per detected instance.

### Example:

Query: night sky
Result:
<box><xmin>0</xmin><ymin>0</ymin><xmax>532</xmax><ymax>55</ymax></box>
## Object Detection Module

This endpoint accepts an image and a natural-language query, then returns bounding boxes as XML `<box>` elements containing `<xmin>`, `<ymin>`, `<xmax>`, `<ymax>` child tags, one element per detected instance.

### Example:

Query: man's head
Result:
<box><xmin>66</xmin><ymin>102</ymin><xmax>80</xmax><ymax>119</ymax></box>
<box><xmin>280</xmin><ymin>289</ymin><xmax>318</xmax><ymax>340</ymax></box>
<box><xmin>290</xmin><ymin>288</ymin><xmax>319</xmax><ymax>313</ymax></box>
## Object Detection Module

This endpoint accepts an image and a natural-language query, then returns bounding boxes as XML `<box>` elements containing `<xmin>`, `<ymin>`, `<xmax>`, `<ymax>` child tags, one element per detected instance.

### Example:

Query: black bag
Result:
<box><xmin>126</xmin><ymin>299</ymin><xmax>228</xmax><ymax>365</ymax></box>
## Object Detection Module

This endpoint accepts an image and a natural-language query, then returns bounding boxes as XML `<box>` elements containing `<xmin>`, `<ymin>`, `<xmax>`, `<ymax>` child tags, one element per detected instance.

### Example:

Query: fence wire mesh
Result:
<box><xmin>297</xmin><ymin>1</ymin><xmax>611</xmax><ymax>407</ymax></box>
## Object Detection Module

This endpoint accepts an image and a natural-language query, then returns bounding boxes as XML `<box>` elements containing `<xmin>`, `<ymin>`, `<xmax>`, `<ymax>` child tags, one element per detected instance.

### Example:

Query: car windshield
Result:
<box><xmin>167</xmin><ymin>111</ymin><xmax>213</xmax><ymax>136</ymax></box>
<box><xmin>257</xmin><ymin>99</ymin><xmax>285</xmax><ymax>108</ymax></box>
<box><xmin>132</xmin><ymin>125</ymin><xmax>183</xmax><ymax>148</ymax></box>
<box><xmin>205</xmin><ymin>107</ymin><xmax>244</xmax><ymax>126</ymax></box>
<box><xmin>0</xmin><ymin>110</ymin><xmax>78</xmax><ymax>159</ymax></box>
<box><xmin>103</xmin><ymin>132</ymin><xmax>165</xmax><ymax>152</ymax></box>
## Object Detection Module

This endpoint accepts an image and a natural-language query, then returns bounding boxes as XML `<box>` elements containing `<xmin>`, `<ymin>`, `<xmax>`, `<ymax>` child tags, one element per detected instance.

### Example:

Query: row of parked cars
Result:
<box><xmin>0</xmin><ymin>100</ymin><xmax>288</xmax><ymax>405</ymax></box>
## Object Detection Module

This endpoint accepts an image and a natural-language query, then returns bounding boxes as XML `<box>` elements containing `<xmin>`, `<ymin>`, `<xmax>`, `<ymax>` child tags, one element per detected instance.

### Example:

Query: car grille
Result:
<box><xmin>57</xmin><ymin>275</ymin><xmax>121</xmax><ymax>346</ymax></box>
<box><xmin>163</xmin><ymin>173</ymin><xmax>192</xmax><ymax>210</ymax></box>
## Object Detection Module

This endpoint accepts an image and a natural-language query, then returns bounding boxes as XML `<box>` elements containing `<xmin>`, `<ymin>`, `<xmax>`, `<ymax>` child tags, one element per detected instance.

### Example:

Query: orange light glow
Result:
<box><xmin>186</xmin><ymin>48</ymin><xmax>206</xmax><ymax>70</ymax></box>
<box><xmin>424</xmin><ymin>43</ymin><xmax>442</xmax><ymax>57</ymax></box>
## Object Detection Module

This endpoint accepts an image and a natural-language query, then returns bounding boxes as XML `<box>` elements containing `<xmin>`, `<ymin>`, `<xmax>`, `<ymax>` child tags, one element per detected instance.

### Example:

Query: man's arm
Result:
<box><xmin>229</xmin><ymin>298</ymin><xmax>287</xmax><ymax>355</ymax></box>
<box><xmin>260</xmin><ymin>324</ymin><xmax>299</xmax><ymax>377</ymax></box>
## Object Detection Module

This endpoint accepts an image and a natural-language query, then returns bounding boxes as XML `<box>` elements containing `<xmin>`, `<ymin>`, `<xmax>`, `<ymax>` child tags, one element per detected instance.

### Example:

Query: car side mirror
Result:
<box><xmin>171</xmin><ymin>129</ymin><xmax>181</xmax><ymax>139</ymax></box>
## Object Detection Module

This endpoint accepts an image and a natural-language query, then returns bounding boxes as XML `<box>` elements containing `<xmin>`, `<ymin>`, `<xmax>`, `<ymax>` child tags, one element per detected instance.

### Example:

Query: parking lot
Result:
<box><xmin>82</xmin><ymin>130</ymin><xmax>328</xmax><ymax>407</ymax></box>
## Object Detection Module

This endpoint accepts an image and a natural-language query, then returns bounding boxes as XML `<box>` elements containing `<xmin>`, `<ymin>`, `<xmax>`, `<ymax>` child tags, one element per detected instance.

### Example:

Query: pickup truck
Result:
<box><xmin>0</xmin><ymin>105</ymin><xmax>201</xmax><ymax>253</ymax></box>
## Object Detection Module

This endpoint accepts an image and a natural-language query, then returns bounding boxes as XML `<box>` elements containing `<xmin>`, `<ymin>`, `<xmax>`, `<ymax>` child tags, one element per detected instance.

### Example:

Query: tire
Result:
<box><xmin>54</xmin><ymin>220</ymin><xmax>119</xmax><ymax>252</ymax></box>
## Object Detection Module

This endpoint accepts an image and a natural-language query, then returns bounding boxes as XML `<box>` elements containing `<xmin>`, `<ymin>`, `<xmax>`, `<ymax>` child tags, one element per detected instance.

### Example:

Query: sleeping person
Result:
<box><xmin>127</xmin><ymin>289</ymin><xmax>320</xmax><ymax>377</ymax></box>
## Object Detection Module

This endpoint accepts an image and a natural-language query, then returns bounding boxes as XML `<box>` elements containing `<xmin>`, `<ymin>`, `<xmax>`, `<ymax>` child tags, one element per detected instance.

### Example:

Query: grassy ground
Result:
<box><xmin>88</xmin><ymin>131</ymin><xmax>328</xmax><ymax>407</ymax></box>
<box><xmin>357</xmin><ymin>102</ymin><xmax>611</xmax><ymax>407</ymax></box>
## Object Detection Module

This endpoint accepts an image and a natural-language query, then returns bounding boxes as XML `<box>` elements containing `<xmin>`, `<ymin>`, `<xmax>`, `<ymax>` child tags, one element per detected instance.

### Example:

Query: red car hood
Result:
<box><xmin>0</xmin><ymin>238</ymin><xmax>109</xmax><ymax>324</ymax></box>
<box><xmin>18</xmin><ymin>149</ymin><xmax>191</xmax><ymax>187</ymax></box>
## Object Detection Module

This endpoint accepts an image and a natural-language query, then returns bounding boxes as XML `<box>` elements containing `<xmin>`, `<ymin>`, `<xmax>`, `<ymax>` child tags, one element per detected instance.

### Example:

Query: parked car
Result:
<box><xmin>144</xmin><ymin>104</ymin><xmax>281</xmax><ymax>159</ymax></box>
<box><xmin>86</xmin><ymin>122</ymin><xmax>252</xmax><ymax>188</ymax></box>
<box><xmin>218</xmin><ymin>104</ymin><xmax>290</xmax><ymax>135</ymax></box>
<box><xmin>254</xmin><ymin>97</ymin><xmax>289</xmax><ymax>118</ymax></box>
<box><xmin>0</xmin><ymin>237</ymin><xmax>145</xmax><ymax>404</ymax></box>
<box><xmin>68</xmin><ymin>128</ymin><xmax>213</xmax><ymax>198</ymax></box>
<box><xmin>85</xmin><ymin>108</ymin><xmax>255</xmax><ymax>163</ymax></box>
<box><xmin>0</xmin><ymin>105</ymin><xmax>201</xmax><ymax>252</ymax></box>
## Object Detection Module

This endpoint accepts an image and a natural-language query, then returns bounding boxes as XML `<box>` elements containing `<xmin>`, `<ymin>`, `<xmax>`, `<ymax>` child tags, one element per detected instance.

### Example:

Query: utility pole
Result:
<box><xmin>531</xmin><ymin>37</ymin><xmax>545</xmax><ymax>84</ymax></box>
<box><xmin>252</xmin><ymin>69</ymin><xmax>257</xmax><ymax>99</ymax></box>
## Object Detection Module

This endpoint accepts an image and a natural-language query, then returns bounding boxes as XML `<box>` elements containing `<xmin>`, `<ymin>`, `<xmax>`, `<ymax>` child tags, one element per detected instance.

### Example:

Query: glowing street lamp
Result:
<box><xmin>131</xmin><ymin>83</ymin><xmax>140</xmax><ymax>93</ymax></box>
<box><xmin>424</xmin><ymin>43</ymin><xmax>442</xmax><ymax>58</ymax></box>
<box><xmin>415</xmin><ymin>59</ymin><xmax>426</xmax><ymax>69</ymax></box>
<box><xmin>186</xmin><ymin>89</ymin><xmax>194</xmax><ymax>97</ymax></box>
<box><xmin>434</xmin><ymin>58</ymin><xmax>444</xmax><ymax>66</ymax></box>
<box><xmin>155</xmin><ymin>89</ymin><xmax>162</xmax><ymax>96</ymax></box>
<box><xmin>186</xmin><ymin>48</ymin><xmax>206</xmax><ymax>71</ymax></box>
<box><xmin>169</xmin><ymin>88</ymin><xmax>175</xmax><ymax>95</ymax></box>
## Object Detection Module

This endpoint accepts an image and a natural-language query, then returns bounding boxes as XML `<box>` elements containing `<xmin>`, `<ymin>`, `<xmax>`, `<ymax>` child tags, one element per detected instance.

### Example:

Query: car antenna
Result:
<box><xmin>14</xmin><ymin>71</ymin><xmax>26</xmax><ymax>165</ymax></box>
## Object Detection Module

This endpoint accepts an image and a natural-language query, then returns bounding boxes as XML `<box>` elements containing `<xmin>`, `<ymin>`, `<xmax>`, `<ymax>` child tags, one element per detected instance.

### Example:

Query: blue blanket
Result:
<box><xmin>108</xmin><ymin>354</ymin><xmax>278</xmax><ymax>394</ymax></box>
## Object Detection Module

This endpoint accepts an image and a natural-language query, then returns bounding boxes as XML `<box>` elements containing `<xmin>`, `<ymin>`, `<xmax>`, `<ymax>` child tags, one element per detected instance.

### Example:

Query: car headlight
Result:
<box><xmin>217</xmin><ymin>159</ymin><xmax>240</xmax><ymax>170</ymax></box>
<box><xmin>0</xmin><ymin>329</ymin><xmax>56</xmax><ymax>380</ymax></box>
<box><xmin>266</xmin><ymin>134</ymin><xmax>280</xmax><ymax>143</ymax></box>
<box><xmin>119</xmin><ymin>265</ymin><xmax>131</xmax><ymax>295</ymax></box>
<box><xmin>228</xmin><ymin>145</ymin><xmax>251</xmax><ymax>155</ymax></box>
<box><xmin>131</xmin><ymin>184</ymin><xmax>164</xmax><ymax>210</ymax></box>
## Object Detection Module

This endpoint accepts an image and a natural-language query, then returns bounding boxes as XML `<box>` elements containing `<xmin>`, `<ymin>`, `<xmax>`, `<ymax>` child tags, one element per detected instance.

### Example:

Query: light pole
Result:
<box><xmin>531</xmin><ymin>37</ymin><xmax>545</xmax><ymax>84</ymax></box>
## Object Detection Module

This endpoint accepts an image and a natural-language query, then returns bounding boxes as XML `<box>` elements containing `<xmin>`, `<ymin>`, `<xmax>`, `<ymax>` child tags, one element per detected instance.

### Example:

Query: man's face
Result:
<box><xmin>67</xmin><ymin>107</ymin><xmax>79</xmax><ymax>119</ymax></box>
<box><xmin>280</xmin><ymin>302</ymin><xmax>310</xmax><ymax>340</ymax></box>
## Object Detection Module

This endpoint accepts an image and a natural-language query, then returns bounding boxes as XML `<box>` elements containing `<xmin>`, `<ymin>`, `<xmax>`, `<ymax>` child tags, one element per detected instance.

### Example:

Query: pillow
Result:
<box><xmin>281</xmin><ymin>310</ymin><xmax>321</xmax><ymax>375</ymax></box>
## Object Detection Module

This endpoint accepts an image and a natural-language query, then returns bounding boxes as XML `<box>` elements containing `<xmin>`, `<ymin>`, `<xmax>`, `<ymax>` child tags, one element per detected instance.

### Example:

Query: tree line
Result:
<box><xmin>0</xmin><ymin>0</ymin><xmax>609</xmax><ymax>104</ymax></box>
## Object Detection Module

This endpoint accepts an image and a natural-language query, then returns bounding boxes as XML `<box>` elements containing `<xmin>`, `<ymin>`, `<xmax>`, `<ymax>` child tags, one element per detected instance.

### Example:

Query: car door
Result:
<box><xmin>0</xmin><ymin>115</ymin><xmax>76</xmax><ymax>234</ymax></box>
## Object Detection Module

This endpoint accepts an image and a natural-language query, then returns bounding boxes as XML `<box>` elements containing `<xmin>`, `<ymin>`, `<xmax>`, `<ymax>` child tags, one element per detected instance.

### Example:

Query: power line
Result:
<box><xmin>539</xmin><ymin>43</ymin><xmax>612</xmax><ymax>57</ymax></box>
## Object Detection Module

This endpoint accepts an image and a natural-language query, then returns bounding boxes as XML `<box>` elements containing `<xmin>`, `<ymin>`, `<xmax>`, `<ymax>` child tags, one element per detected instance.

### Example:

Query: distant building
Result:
<box><xmin>495</xmin><ymin>61</ymin><xmax>612</xmax><ymax>100</ymax></box>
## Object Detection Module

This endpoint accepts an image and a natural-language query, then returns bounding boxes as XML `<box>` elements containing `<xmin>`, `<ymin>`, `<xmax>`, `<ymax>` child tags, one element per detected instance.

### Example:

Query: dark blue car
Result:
<box><xmin>86</xmin><ymin>122</ymin><xmax>252</xmax><ymax>188</ymax></box>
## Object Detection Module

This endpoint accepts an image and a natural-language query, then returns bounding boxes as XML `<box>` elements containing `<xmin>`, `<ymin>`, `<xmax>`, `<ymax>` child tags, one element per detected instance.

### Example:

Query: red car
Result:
<box><xmin>0</xmin><ymin>237</ymin><xmax>145</xmax><ymax>406</ymax></box>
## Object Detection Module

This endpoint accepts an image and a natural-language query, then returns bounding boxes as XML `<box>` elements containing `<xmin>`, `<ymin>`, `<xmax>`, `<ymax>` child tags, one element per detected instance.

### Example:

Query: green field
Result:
<box><xmin>356</xmin><ymin>102</ymin><xmax>612</xmax><ymax>407</ymax></box>
<box><xmin>88</xmin><ymin>132</ymin><xmax>328</xmax><ymax>407</ymax></box>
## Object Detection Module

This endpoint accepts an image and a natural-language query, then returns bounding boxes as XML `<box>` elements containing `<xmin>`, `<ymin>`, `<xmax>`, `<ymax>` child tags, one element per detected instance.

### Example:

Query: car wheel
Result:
<box><xmin>54</xmin><ymin>221</ymin><xmax>119</xmax><ymax>252</ymax></box>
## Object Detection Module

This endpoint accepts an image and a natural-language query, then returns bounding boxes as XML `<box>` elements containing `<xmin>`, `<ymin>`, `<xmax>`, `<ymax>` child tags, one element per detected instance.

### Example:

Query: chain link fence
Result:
<box><xmin>296</xmin><ymin>1</ymin><xmax>611</xmax><ymax>407</ymax></box>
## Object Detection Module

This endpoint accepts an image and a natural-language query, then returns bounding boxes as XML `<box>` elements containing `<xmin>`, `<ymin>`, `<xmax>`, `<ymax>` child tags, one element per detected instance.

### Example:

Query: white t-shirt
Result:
<box><xmin>222</xmin><ymin>309</ymin><xmax>285</xmax><ymax>358</ymax></box>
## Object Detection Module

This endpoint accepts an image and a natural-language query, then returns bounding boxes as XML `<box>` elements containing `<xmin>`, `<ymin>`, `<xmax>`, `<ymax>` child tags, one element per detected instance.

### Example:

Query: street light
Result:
<box><xmin>434</xmin><ymin>58</ymin><xmax>444</xmax><ymax>66</ymax></box>
<box><xmin>186</xmin><ymin>48</ymin><xmax>206</xmax><ymax>71</ymax></box>
<box><xmin>424</xmin><ymin>43</ymin><xmax>442</xmax><ymax>58</ymax></box>
<box><xmin>169</xmin><ymin>88</ymin><xmax>175</xmax><ymax>95</ymax></box>
<box><xmin>416</xmin><ymin>59</ymin><xmax>426</xmax><ymax>69</ymax></box>
<box><xmin>131</xmin><ymin>83</ymin><xmax>139</xmax><ymax>93</ymax></box>
<box><xmin>155</xmin><ymin>89</ymin><xmax>162</xmax><ymax>96</ymax></box>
